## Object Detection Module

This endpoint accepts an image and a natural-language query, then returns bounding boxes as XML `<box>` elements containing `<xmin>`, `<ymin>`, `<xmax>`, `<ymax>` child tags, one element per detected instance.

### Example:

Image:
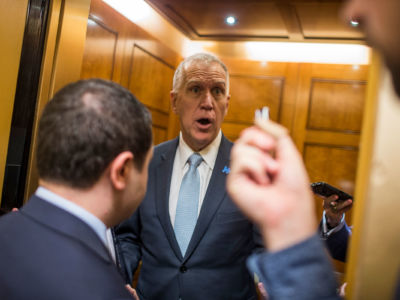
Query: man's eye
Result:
<box><xmin>190</xmin><ymin>87</ymin><xmax>200</xmax><ymax>93</ymax></box>
<box><xmin>213</xmin><ymin>87</ymin><xmax>223</xmax><ymax>96</ymax></box>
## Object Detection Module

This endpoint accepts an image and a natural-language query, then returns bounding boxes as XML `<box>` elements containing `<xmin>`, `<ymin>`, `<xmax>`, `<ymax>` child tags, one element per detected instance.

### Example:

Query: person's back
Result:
<box><xmin>0</xmin><ymin>201</ymin><xmax>129</xmax><ymax>300</ymax></box>
<box><xmin>0</xmin><ymin>79</ymin><xmax>153</xmax><ymax>299</ymax></box>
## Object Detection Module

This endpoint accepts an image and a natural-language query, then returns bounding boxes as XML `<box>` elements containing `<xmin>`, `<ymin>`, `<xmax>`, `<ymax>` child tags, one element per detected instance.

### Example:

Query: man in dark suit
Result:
<box><xmin>318</xmin><ymin>193</ymin><xmax>353</xmax><ymax>262</ymax></box>
<box><xmin>116</xmin><ymin>53</ymin><xmax>264</xmax><ymax>300</ymax></box>
<box><xmin>226</xmin><ymin>0</ymin><xmax>400</xmax><ymax>298</ymax></box>
<box><xmin>0</xmin><ymin>79</ymin><xmax>153</xmax><ymax>300</ymax></box>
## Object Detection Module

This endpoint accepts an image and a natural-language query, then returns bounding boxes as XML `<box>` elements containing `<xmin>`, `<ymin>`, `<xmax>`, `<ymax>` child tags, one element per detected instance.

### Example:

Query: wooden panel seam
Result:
<box><xmin>303</xmin><ymin>142</ymin><xmax>359</xmax><ymax>153</ymax></box>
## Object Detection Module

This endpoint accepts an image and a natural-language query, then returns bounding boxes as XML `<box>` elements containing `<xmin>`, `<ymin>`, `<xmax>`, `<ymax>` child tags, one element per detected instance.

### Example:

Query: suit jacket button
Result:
<box><xmin>180</xmin><ymin>265</ymin><xmax>187</xmax><ymax>273</ymax></box>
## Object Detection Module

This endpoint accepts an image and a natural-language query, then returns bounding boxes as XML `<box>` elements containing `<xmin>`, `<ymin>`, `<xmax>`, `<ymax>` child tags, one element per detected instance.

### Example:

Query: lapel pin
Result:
<box><xmin>222</xmin><ymin>166</ymin><xmax>230</xmax><ymax>174</ymax></box>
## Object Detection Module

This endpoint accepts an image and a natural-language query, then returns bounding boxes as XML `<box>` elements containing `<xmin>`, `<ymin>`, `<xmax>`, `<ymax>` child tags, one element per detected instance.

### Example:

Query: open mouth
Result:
<box><xmin>197</xmin><ymin>118</ymin><xmax>211</xmax><ymax>125</ymax></box>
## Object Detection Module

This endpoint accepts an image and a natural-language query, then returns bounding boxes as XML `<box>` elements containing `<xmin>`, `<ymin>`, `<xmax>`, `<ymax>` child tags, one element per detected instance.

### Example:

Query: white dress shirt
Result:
<box><xmin>169</xmin><ymin>131</ymin><xmax>222</xmax><ymax>226</ymax></box>
<box><xmin>106</xmin><ymin>228</ymin><xmax>116</xmax><ymax>263</ymax></box>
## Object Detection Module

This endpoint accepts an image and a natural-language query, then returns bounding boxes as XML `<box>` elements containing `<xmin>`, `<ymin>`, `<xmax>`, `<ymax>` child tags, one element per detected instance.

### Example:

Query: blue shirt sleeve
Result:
<box><xmin>247</xmin><ymin>234</ymin><xmax>341</xmax><ymax>300</ymax></box>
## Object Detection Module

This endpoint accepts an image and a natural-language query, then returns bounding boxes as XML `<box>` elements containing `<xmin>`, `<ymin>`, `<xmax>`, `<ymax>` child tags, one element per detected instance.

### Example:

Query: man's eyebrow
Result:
<box><xmin>186</xmin><ymin>80</ymin><xmax>202</xmax><ymax>85</ymax></box>
<box><xmin>186</xmin><ymin>80</ymin><xmax>226</xmax><ymax>86</ymax></box>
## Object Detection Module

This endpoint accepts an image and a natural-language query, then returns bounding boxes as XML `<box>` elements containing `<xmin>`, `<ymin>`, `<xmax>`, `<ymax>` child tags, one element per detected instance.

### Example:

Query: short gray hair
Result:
<box><xmin>172</xmin><ymin>53</ymin><xmax>230</xmax><ymax>94</ymax></box>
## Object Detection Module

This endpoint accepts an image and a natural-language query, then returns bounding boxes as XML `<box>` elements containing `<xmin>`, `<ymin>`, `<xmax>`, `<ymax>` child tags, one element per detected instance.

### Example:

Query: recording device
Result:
<box><xmin>310</xmin><ymin>182</ymin><xmax>353</xmax><ymax>201</ymax></box>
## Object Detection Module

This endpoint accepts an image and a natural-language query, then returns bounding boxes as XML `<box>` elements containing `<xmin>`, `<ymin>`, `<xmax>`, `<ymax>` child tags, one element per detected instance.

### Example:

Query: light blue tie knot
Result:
<box><xmin>174</xmin><ymin>153</ymin><xmax>203</xmax><ymax>256</ymax></box>
<box><xmin>188</xmin><ymin>152</ymin><xmax>203</xmax><ymax>169</ymax></box>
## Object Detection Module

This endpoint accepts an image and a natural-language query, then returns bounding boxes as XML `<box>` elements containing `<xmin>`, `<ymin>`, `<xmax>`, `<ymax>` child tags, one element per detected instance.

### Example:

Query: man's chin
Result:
<box><xmin>191</xmin><ymin>133</ymin><xmax>215</xmax><ymax>151</ymax></box>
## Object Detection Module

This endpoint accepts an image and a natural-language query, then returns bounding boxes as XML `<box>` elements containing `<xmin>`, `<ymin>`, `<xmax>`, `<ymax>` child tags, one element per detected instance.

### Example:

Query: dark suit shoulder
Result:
<box><xmin>154</xmin><ymin>138</ymin><xmax>179</xmax><ymax>154</ymax></box>
<box><xmin>149</xmin><ymin>138</ymin><xmax>179</xmax><ymax>168</ymax></box>
<box><xmin>220</xmin><ymin>134</ymin><xmax>233</xmax><ymax>150</ymax></box>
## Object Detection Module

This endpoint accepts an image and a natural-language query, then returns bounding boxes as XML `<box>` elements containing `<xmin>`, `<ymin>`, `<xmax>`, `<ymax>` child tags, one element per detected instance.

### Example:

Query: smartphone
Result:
<box><xmin>310</xmin><ymin>182</ymin><xmax>353</xmax><ymax>201</ymax></box>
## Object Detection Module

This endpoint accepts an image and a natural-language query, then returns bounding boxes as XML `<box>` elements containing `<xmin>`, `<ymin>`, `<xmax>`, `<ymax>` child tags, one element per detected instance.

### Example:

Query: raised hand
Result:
<box><xmin>227</xmin><ymin>126</ymin><xmax>316</xmax><ymax>252</ymax></box>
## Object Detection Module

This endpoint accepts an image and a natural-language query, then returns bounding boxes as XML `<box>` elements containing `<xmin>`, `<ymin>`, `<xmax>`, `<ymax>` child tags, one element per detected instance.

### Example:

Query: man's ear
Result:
<box><xmin>224</xmin><ymin>94</ymin><xmax>231</xmax><ymax>117</ymax></box>
<box><xmin>170</xmin><ymin>91</ymin><xmax>178</xmax><ymax>114</ymax></box>
<box><xmin>109</xmin><ymin>151</ymin><xmax>134</xmax><ymax>190</ymax></box>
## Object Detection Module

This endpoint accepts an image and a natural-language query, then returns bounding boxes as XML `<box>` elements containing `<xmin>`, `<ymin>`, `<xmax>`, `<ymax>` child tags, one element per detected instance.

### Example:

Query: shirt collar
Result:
<box><xmin>35</xmin><ymin>186</ymin><xmax>108</xmax><ymax>246</ymax></box>
<box><xmin>178</xmin><ymin>130</ymin><xmax>222</xmax><ymax>170</ymax></box>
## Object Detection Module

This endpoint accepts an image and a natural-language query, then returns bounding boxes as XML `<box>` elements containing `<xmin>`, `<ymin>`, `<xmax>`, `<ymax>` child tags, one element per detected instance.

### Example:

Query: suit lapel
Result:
<box><xmin>154</xmin><ymin>138</ymin><xmax>184</xmax><ymax>260</ymax></box>
<box><xmin>21</xmin><ymin>195</ymin><xmax>111</xmax><ymax>263</ymax></box>
<box><xmin>184</xmin><ymin>136</ymin><xmax>232</xmax><ymax>260</ymax></box>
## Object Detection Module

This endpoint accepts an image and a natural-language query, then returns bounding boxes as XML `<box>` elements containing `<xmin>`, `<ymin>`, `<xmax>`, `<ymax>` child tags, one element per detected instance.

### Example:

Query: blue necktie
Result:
<box><xmin>174</xmin><ymin>153</ymin><xmax>203</xmax><ymax>255</ymax></box>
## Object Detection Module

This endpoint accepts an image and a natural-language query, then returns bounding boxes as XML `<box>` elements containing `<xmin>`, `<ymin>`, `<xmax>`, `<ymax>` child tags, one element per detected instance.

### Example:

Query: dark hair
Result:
<box><xmin>36</xmin><ymin>79</ymin><xmax>152</xmax><ymax>189</ymax></box>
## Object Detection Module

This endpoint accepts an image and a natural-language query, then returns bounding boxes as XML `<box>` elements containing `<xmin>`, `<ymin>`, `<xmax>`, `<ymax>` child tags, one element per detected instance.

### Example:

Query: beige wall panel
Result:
<box><xmin>345</xmin><ymin>53</ymin><xmax>381</xmax><ymax>298</ymax></box>
<box><xmin>81</xmin><ymin>18</ymin><xmax>118</xmax><ymax>80</ymax></box>
<box><xmin>308</xmin><ymin>80</ymin><xmax>366</xmax><ymax>132</ymax></box>
<box><xmin>0</xmin><ymin>0</ymin><xmax>29</xmax><ymax>202</ymax></box>
<box><xmin>226</xmin><ymin>75</ymin><xmax>284</xmax><ymax>124</ymax></box>
<box><xmin>128</xmin><ymin>46</ymin><xmax>174</xmax><ymax>113</ymax></box>
<box><xmin>347</xmin><ymin>65</ymin><xmax>400</xmax><ymax>299</ymax></box>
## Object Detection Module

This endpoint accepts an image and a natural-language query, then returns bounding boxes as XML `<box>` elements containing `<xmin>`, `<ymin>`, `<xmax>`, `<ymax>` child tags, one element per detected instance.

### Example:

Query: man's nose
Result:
<box><xmin>200</xmin><ymin>90</ymin><xmax>213</xmax><ymax>109</ymax></box>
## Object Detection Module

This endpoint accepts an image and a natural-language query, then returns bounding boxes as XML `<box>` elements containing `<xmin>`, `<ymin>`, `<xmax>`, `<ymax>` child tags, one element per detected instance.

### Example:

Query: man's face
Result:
<box><xmin>342</xmin><ymin>0</ymin><xmax>400</xmax><ymax>95</ymax></box>
<box><xmin>171</xmin><ymin>61</ymin><xmax>230</xmax><ymax>151</ymax></box>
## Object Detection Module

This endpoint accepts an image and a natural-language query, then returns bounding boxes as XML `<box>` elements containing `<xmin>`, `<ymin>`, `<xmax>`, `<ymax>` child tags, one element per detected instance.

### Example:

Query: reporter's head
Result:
<box><xmin>341</xmin><ymin>0</ymin><xmax>400</xmax><ymax>96</ymax></box>
<box><xmin>36</xmin><ymin>79</ymin><xmax>152</xmax><ymax>189</ymax></box>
